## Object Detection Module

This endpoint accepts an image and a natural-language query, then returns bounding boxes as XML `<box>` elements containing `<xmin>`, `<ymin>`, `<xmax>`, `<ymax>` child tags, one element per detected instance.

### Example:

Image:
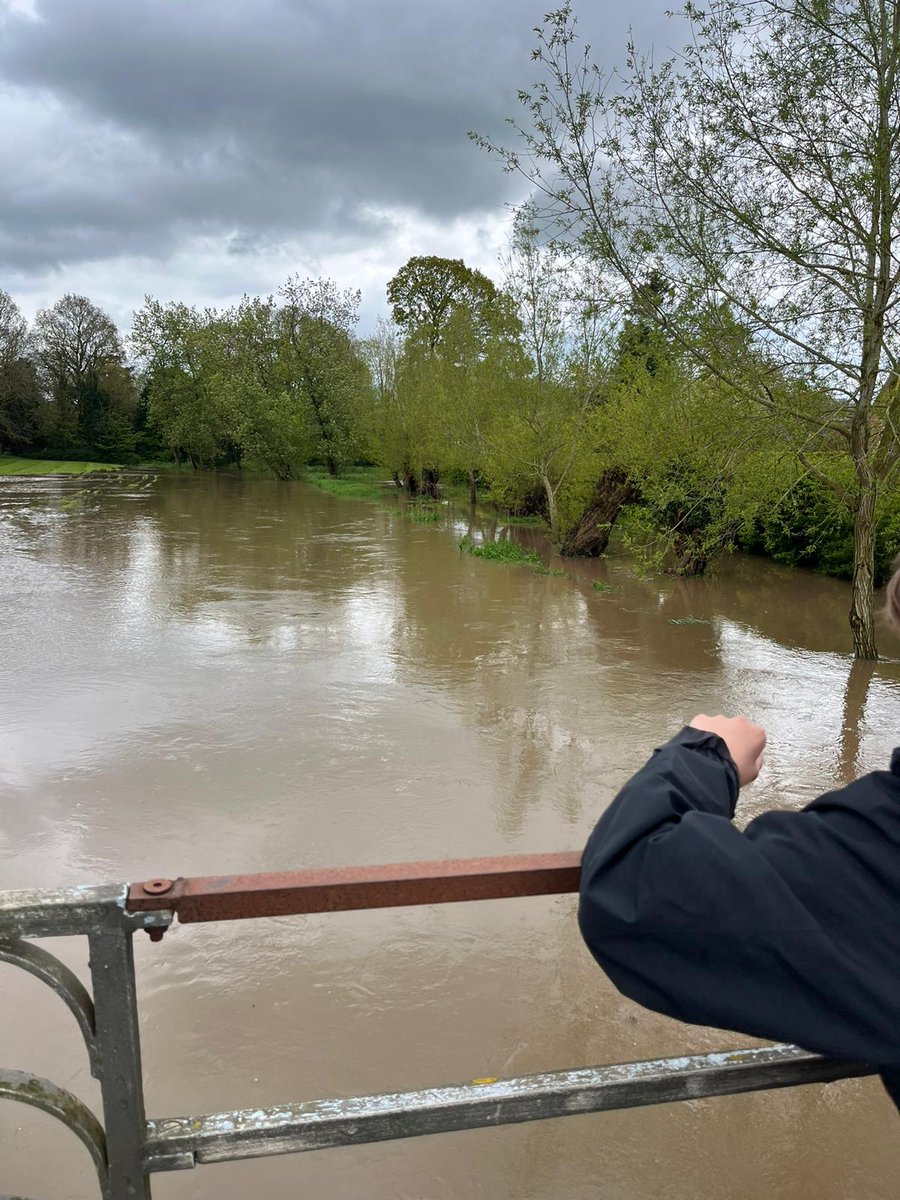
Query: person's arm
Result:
<box><xmin>579</xmin><ymin>724</ymin><xmax>900</xmax><ymax>1066</ymax></box>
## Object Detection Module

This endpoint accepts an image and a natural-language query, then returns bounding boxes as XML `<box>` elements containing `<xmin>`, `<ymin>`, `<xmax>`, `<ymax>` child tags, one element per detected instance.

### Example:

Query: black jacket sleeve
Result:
<box><xmin>579</xmin><ymin>727</ymin><xmax>900</xmax><ymax>1069</ymax></box>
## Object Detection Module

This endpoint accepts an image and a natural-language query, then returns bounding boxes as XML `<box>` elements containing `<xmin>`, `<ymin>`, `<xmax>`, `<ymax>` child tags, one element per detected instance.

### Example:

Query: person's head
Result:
<box><xmin>886</xmin><ymin>556</ymin><xmax>900</xmax><ymax>633</ymax></box>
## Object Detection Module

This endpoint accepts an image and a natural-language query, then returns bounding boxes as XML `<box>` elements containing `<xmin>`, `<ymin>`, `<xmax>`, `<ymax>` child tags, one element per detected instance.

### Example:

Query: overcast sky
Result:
<box><xmin>0</xmin><ymin>0</ymin><xmax>683</xmax><ymax>335</ymax></box>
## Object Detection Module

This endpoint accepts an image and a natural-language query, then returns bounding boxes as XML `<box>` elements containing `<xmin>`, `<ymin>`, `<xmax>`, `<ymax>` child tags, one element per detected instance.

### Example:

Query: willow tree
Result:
<box><xmin>132</xmin><ymin>299</ymin><xmax>240</xmax><ymax>467</ymax></box>
<box><xmin>385</xmin><ymin>256</ymin><xmax>522</xmax><ymax>499</ymax></box>
<box><xmin>477</xmin><ymin>0</ymin><xmax>900</xmax><ymax>657</ymax></box>
<box><xmin>277</xmin><ymin>277</ymin><xmax>369</xmax><ymax>476</ymax></box>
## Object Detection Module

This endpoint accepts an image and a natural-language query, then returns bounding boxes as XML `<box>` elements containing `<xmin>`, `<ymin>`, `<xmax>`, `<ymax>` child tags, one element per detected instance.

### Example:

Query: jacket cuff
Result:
<box><xmin>666</xmin><ymin>726</ymin><xmax>740</xmax><ymax>805</ymax></box>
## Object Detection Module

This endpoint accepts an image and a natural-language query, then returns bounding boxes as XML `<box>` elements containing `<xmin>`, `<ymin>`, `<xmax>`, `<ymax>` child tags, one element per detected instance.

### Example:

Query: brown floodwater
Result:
<box><xmin>3</xmin><ymin>471</ymin><xmax>900</xmax><ymax>1199</ymax></box>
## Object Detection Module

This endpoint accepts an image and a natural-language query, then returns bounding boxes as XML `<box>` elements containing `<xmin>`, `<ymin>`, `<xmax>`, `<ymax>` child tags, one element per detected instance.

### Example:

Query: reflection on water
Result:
<box><xmin>2</xmin><ymin>472</ymin><xmax>899</xmax><ymax>1199</ymax></box>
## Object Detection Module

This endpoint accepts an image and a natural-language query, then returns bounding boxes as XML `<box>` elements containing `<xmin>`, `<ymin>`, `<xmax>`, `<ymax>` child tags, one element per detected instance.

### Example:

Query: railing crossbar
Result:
<box><xmin>126</xmin><ymin>852</ymin><xmax>583</xmax><ymax>925</ymax></box>
<box><xmin>143</xmin><ymin>1045</ymin><xmax>875</xmax><ymax>1171</ymax></box>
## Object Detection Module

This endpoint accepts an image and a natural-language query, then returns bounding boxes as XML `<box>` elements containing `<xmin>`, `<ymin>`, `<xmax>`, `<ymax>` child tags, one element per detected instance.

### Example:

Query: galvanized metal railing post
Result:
<box><xmin>89</xmin><ymin>916</ymin><xmax>152</xmax><ymax>1199</ymax></box>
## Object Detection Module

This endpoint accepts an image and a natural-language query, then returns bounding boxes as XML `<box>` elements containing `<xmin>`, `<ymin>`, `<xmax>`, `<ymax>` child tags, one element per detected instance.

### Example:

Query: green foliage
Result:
<box><xmin>31</xmin><ymin>294</ymin><xmax>136</xmax><ymax>458</ymax></box>
<box><xmin>740</xmin><ymin>471</ymin><xmax>900</xmax><ymax>587</ymax></box>
<box><xmin>459</xmin><ymin>533</ymin><xmax>570</xmax><ymax>578</ymax></box>
<box><xmin>459</xmin><ymin>534</ymin><xmax>541</xmax><ymax>565</ymax></box>
<box><xmin>132</xmin><ymin>279</ymin><xmax>371</xmax><ymax>478</ymax></box>
<box><xmin>591</xmin><ymin>313</ymin><xmax>803</xmax><ymax>577</ymax></box>
<box><xmin>387</xmin><ymin>256</ymin><xmax>517</xmax><ymax>353</ymax></box>
<box><xmin>484</xmin><ymin>375</ymin><xmax>602</xmax><ymax>541</ymax></box>
<box><xmin>369</xmin><ymin>256</ymin><xmax>528</xmax><ymax>501</ymax></box>
<box><xmin>0</xmin><ymin>356</ymin><xmax>43</xmax><ymax>454</ymax></box>
<box><xmin>406</xmin><ymin>501</ymin><xmax>444</xmax><ymax>524</ymax></box>
<box><xmin>476</xmin><ymin>0</ymin><xmax>900</xmax><ymax>654</ymax></box>
<box><xmin>131</xmin><ymin>299</ymin><xmax>237</xmax><ymax>468</ymax></box>
<box><xmin>591</xmin><ymin>580</ymin><xmax>614</xmax><ymax>592</ymax></box>
<box><xmin>277</xmin><ymin>277</ymin><xmax>370</xmax><ymax>475</ymax></box>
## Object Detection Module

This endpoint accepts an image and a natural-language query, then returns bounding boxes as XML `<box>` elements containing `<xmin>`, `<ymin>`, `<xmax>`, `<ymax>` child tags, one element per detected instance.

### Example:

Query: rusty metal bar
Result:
<box><xmin>126</xmin><ymin>852</ymin><xmax>582</xmax><ymax>924</ymax></box>
<box><xmin>142</xmin><ymin>1045</ymin><xmax>875</xmax><ymax>1171</ymax></box>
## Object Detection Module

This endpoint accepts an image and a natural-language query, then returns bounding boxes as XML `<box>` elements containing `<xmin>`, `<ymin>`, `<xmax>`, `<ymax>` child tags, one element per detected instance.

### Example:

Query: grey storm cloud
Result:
<box><xmin>0</xmin><ymin>0</ymin><xmax>682</xmax><ymax>305</ymax></box>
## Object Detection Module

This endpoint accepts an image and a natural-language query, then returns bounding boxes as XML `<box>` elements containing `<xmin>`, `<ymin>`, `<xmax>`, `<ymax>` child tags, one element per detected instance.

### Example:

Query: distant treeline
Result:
<box><xmin>1</xmin><ymin>240</ymin><xmax>899</xmax><ymax>589</ymax></box>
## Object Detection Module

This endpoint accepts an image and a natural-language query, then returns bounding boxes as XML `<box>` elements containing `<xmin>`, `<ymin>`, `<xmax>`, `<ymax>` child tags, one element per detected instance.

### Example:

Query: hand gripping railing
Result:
<box><xmin>0</xmin><ymin>855</ymin><xmax>876</xmax><ymax>1198</ymax></box>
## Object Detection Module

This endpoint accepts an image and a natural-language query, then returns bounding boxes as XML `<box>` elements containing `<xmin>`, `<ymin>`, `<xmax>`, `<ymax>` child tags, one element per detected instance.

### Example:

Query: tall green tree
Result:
<box><xmin>383</xmin><ymin>256</ymin><xmax>524</xmax><ymax>499</ymax></box>
<box><xmin>221</xmin><ymin>295</ymin><xmax>314</xmax><ymax>479</ymax></box>
<box><xmin>360</xmin><ymin>318</ymin><xmax>429</xmax><ymax>490</ymax></box>
<box><xmin>434</xmin><ymin>302</ymin><xmax>527</xmax><ymax>504</ymax></box>
<box><xmin>0</xmin><ymin>290</ymin><xmax>43</xmax><ymax>454</ymax></box>
<box><xmin>132</xmin><ymin>300</ymin><xmax>238</xmax><ymax>468</ymax></box>
<box><xmin>33</xmin><ymin>293</ymin><xmax>135</xmax><ymax>456</ymax></box>
<box><xmin>488</xmin><ymin>230</ymin><xmax>611</xmax><ymax>540</ymax></box>
<box><xmin>478</xmin><ymin>0</ymin><xmax>900</xmax><ymax>657</ymax></box>
<box><xmin>388</xmin><ymin>256</ymin><xmax>517</xmax><ymax>353</ymax></box>
<box><xmin>277</xmin><ymin>277</ymin><xmax>369</xmax><ymax>475</ymax></box>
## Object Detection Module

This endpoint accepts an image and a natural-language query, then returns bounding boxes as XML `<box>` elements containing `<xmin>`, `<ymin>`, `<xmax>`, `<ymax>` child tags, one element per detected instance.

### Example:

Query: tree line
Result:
<box><xmin>2</xmin><ymin>0</ymin><xmax>899</xmax><ymax>658</ymax></box>
<box><xmin>3</xmin><ymin>239</ymin><xmax>897</xmax><ymax>646</ymax></box>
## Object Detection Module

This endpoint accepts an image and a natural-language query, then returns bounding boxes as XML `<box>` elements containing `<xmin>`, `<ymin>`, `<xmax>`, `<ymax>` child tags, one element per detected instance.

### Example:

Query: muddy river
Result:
<box><xmin>2</xmin><ymin>471</ymin><xmax>900</xmax><ymax>1198</ymax></box>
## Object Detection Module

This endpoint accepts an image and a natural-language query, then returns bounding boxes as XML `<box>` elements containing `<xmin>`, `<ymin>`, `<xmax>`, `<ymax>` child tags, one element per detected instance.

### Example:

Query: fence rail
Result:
<box><xmin>0</xmin><ymin>854</ymin><xmax>875</xmax><ymax>1198</ymax></box>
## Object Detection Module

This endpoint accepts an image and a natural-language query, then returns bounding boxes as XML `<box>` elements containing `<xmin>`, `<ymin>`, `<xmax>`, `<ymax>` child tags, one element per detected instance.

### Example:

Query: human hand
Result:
<box><xmin>688</xmin><ymin>714</ymin><xmax>766</xmax><ymax>787</ymax></box>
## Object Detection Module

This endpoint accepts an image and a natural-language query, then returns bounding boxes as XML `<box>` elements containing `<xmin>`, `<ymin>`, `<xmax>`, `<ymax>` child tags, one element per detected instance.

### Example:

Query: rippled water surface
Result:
<box><xmin>2</xmin><ymin>471</ymin><xmax>900</xmax><ymax>1199</ymax></box>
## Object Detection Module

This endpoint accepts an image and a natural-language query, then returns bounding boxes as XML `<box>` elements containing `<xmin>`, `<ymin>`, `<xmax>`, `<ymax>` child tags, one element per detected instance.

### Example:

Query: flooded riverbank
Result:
<box><xmin>2</xmin><ymin>471</ymin><xmax>899</xmax><ymax>1199</ymax></box>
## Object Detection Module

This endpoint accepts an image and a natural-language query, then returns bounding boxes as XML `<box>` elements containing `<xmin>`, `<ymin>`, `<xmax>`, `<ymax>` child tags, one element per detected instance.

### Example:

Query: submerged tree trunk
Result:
<box><xmin>669</xmin><ymin>532</ymin><xmax>709</xmax><ymax>578</ymax></box>
<box><xmin>559</xmin><ymin>468</ymin><xmax>638</xmax><ymax>557</ymax></box>
<box><xmin>540</xmin><ymin>474</ymin><xmax>560</xmax><ymax>541</ymax></box>
<box><xmin>421</xmin><ymin>467</ymin><xmax>441</xmax><ymax>499</ymax></box>
<box><xmin>849</xmin><ymin>473</ymin><xmax>878</xmax><ymax>660</ymax></box>
<box><xmin>468</xmin><ymin>468</ymin><xmax>479</xmax><ymax>506</ymax></box>
<box><xmin>839</xmin><ymin>659</ymin><xmax>876</xmax><ymax>783</ymax></box>
<box><xmin>402</xmin><ymin>466</ymin><xmax>418</xmax><ymax>496</ymax></box>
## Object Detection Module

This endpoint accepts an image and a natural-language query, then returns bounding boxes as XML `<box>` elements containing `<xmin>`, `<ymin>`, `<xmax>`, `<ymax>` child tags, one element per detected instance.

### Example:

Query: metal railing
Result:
<box><xmin>0</xmin><ymin>853</ymin><xmax>876</xmax><ymax>1198</ymax></box>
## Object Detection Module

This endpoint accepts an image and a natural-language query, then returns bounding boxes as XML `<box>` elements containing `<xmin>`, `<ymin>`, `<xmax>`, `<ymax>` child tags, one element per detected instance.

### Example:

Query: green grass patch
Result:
<box><xmin>301</xmin><ymin>465</ymin><xmax>388</xmax><ymax>501</ymax></box>
<box><xmin>406</xmin><ymin>502</ymin><xmax>444</xmax><ymax>524</ymax></box>
<box><xmin>669</xmin><ymin>616</ymin><xmax>710</xmax><ymax>626</ymax></box>
<box><xmin>459</xmin><ymin>535</ymin><xmax>541</xmax><ymax>565</ymax></box>
<box><xmin>459</xmin><ymin>534</ymin><xmax>565</xmax><ymax>577</ymax></box>
<box><xmin>0</xmin><ymin>455</ymin><xmax>122</xmax><ymax>476</ymax></box>
<box><xmin>591</xmin><ymin>580</ymin><xmax>615</xmax><ymax>593</ymax></box>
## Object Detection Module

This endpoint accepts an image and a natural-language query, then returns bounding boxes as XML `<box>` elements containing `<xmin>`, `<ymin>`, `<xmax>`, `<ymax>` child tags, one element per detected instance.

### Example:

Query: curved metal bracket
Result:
<box><xmin>0</xmin><ymin>938</ymin><xmax>98</xmax><ymax>1076</ymax></box>
<box><xmin>0</xmin><ymin>1068</ymin><xmax>108</xmax><ymax>1199</ymax></box>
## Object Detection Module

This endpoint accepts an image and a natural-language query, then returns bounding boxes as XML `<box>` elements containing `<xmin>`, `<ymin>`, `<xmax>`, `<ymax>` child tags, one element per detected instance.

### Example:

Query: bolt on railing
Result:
<box><xmin>0</xmin><ymin>854</ymin><xmax>877</xmax><ymax>1198</ymax></box>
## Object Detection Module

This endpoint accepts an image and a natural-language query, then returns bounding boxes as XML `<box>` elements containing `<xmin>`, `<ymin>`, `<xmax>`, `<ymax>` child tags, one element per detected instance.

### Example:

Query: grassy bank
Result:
<box><xmin>301</xmin><ymin>465</ymin><xmax>391</xmax><ymax>501</ymax></box>
<box><xmin>0</xmin><ymin>455</ymin><xmax>123</xmax><ymax>476</ymax></box>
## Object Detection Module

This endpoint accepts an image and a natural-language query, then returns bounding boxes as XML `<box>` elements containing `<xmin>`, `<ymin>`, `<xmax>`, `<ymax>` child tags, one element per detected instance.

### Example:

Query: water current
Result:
<box><xmin>2</xmin><ymin>471</ymin><xmax>900</xmax><ymax>1198</ymax></box>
